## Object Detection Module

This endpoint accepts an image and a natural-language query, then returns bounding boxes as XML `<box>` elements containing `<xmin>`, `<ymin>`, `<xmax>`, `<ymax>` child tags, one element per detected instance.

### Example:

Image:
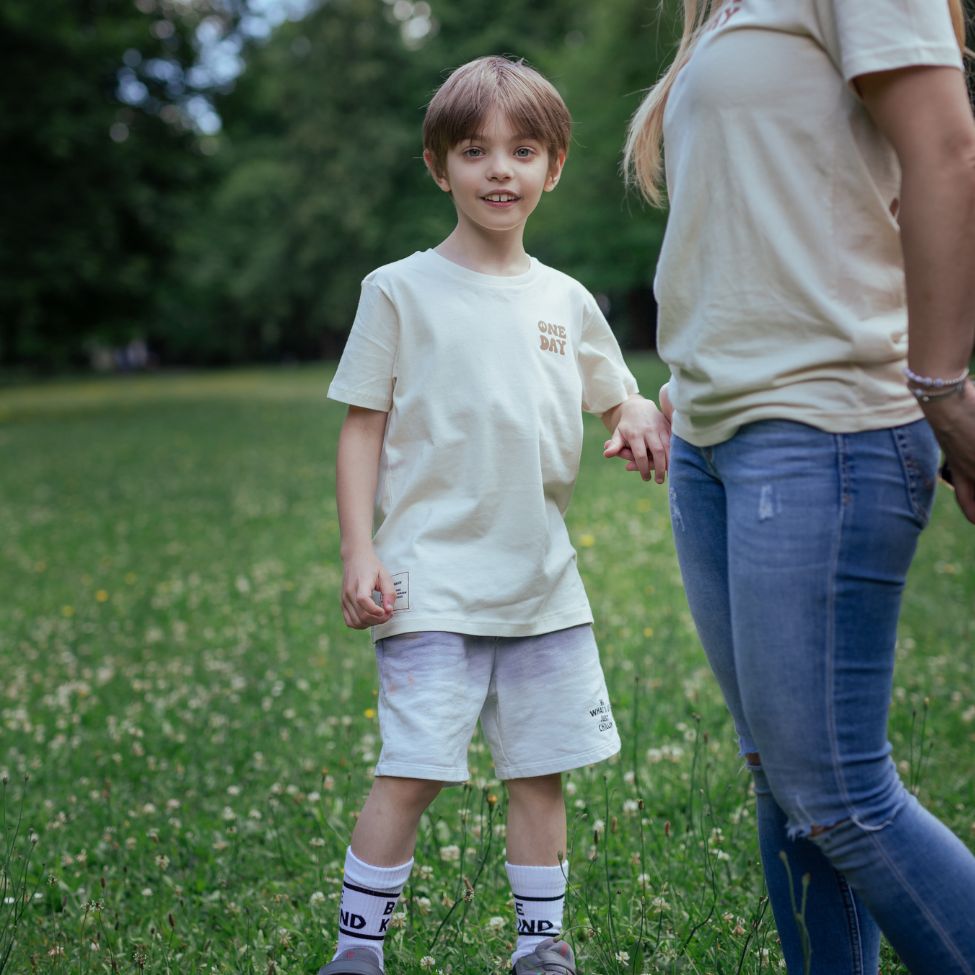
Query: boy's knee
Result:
<box><xmin>376</xmin><ymin>775</ymin><xmax>443</xmax><ymax>809</ymax></box>
<box><xmin>505</xmin><ymin>773</ymin><xmax>563</xmax><ymax>804</ymax></box>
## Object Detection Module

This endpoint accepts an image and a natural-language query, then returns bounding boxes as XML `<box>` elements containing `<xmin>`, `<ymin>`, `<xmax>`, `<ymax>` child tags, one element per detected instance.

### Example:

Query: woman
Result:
<box><xmin>620</xmin><ymin>1</ymin><xmax>975</xmax><ymax>972</ymax></box>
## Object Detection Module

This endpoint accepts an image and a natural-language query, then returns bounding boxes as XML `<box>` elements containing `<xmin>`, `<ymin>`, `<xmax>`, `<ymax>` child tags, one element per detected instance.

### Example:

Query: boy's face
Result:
<box><xmin>423</xmin><ymin>109</ymin><xmax>565</xmax><ymax>241</ymax></box>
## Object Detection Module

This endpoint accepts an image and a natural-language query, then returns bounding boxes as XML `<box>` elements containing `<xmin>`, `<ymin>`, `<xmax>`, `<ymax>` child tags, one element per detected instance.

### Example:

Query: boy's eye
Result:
<box><xmin>462</xmin><ymin>147</ymin><xmax>484</xmax><ymax>158</ymax></box>
<box><xmin>514</xmin><ymin>147</ymin><xmax>536</xmax><ymax>158</ymax></box>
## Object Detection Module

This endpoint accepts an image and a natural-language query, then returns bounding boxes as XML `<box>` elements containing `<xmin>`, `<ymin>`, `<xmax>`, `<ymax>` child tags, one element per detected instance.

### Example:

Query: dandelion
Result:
<box><xmin>95</xmin><ymin>590</ymin><xmax>110</xmax><ymax>603</ymax></box>
<box><xmin>364</xmin><ymin>707</ymin><xmax>376</xmax><ymax>719</ymax></box>
<box><xmin>578</xmin><ymin>533</ymin><xmax>596</xmax><ymax>548</ymax></box>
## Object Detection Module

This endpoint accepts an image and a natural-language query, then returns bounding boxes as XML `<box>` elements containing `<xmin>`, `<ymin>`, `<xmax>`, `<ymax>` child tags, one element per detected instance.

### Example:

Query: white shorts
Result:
<box><xmin>373</xmin><ymin>624</ymin><xmax>621</xmax><ymax>782</ymax></box>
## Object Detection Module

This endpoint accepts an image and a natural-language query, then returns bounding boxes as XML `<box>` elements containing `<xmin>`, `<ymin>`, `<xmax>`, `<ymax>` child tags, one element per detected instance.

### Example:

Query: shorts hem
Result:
<box><xmin>374</xmin><ymin>761</ymin><xmax>469</xmax><ymax>784</ymax></box>
<box><xmin>496</xmin><ymin>738</ymin><xmax>621</xmax><ymax>781</ymax></box>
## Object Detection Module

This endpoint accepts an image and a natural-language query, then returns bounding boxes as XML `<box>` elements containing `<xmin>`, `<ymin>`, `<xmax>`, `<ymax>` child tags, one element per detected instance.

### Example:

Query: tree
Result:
<box><xmin>0</xmin><ymin>0</ymin><xmax>237</xmax><ymax>368</ymax></box>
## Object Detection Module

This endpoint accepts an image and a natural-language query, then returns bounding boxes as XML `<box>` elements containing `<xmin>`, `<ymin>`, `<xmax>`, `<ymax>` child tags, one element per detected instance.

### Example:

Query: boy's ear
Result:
<box><xmin>545</xmin><ymin>149</ymin><xmax>567</xmax><ymax>192</ymax></box>
<box><xmin>423</xmin><ymin>148</ymin><xmax>451</xmax><ymax>193</ymax></box>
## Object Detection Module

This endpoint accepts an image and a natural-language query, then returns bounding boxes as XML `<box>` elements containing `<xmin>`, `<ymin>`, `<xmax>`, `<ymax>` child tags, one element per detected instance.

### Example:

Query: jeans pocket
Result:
<box><xmin>891</xmin><ymin>421</ymin><xmax>939</xmax><ymax>527</ymax></box>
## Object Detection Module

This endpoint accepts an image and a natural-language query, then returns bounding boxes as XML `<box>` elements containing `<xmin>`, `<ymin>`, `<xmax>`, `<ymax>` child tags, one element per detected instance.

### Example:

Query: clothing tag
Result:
<box><xmin>392</xmin><ymin>572</ymin><xmax>409</xmax><ymax>611</ymax></box>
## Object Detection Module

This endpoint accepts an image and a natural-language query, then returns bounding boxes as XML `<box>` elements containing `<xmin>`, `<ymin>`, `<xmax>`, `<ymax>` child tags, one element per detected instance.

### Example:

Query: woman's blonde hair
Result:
<box><xmin>623</xmin><ymin>0</ymin><xmax>969</xmax><ymax>206</ymax></box>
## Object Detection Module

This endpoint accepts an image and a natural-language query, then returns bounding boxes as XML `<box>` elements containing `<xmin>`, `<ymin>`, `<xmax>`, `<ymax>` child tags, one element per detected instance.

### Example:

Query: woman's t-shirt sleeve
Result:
<box><xmin>828</xmin><ymin>0</ymin><xmax>962</xmax><ymax>81</ymax></box>
<box><xmin>327</xmin><ymin>279</ymin><xmax>399</xmax><ymax>412</ymax></box>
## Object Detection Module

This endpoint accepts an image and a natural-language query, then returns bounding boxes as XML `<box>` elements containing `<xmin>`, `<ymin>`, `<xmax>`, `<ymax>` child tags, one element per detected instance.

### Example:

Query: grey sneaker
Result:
<box><xmin>318</xmin><ymin>946</ymin><xmax>384</xmax><ymax>975</ymax></box>
<box><xmin>511</xmin><ymin>938</ymin><xmax>576</xmax><ymax>975</ymax></box>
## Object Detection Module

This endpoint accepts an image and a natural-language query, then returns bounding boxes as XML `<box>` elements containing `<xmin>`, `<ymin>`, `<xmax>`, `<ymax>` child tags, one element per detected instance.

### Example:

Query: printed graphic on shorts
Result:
<box><xmin>589</xmin><ymin>698</ymin><xmax>615</xmax><ymax>733</ymax></box>
<box><xmin>392</xmin><ymin>571</ymin><xmax>409</xmax><ymax>611</ymax></box>
<box><xmin>537</xmin><ymin>320</ymin><xmax>569</xmax><ymax>358</ymax></box>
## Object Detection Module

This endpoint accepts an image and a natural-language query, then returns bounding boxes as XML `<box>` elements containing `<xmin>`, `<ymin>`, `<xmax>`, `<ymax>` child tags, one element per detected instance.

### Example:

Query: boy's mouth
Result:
<box><xmin>482</xmin><ymin>192</ymin><xmax>520</xmax><ymax>204</ymax></box>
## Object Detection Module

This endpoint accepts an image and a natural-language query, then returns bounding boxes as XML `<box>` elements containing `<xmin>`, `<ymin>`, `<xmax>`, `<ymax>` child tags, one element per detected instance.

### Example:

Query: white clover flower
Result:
<box><xmin>309</xmin><ymin>891</ymin><xmax>326</xmax><ymax>906</ymax></box>
<box><xmin>623</xmin><ymin>799</ymin><xmax>639</xmax><ymax>815</ymax></box>
<box><xmin>420</xmin><ymin>957</ymin><xmax>435</xmax><ymax>969</ymax></box>
<box><xmin>440</xmin><ymin>844</ymin><xmax>461</xmax><ymax>862</ymax></box>
<box><xmin>222</xmin><ymin>806</ymin><xmax>236</xmax><ymax>822</ymax></box>
<box><xmin>615</xmin><ymin>950</ymin><xmax>630</xmax><ymax>963</ymax></box>
<box><xmin>310</xmin><ymin>837</ymin><xmax>326</xmax><ymax>847</ymax></box>
<box><xmin>141</xmin><ymin>888</ymin><xmax>153</xmax><ymax>897</ymax></box>
<box><xmin>487</xmin><ymin>916</ymin><xmax>506</xmax><ymax>931</ymax></box>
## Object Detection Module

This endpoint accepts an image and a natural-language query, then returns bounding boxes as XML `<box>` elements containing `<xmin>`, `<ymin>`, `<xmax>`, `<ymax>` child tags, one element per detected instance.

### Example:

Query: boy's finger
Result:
<box><xmin>377</xmin><ymin>568</ymin><xmax>398</xmax><ymax>613</ymax></box>
<box><xmin>603</xmin><ymin>429</ymin><xmax>625</xmax><ymax>456</ymax></box>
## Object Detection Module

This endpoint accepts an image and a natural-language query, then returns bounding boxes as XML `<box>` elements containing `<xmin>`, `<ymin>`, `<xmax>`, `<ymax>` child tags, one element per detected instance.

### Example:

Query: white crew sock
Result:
<box><xmin>506</xmin><ymin>860</ymin><xmax>569</xmax><ymax>963</ymax></box>
<box><xmin>333</xmin><ymin>847</ymin><xmax>414</xmax><ymax>965</ymax></box>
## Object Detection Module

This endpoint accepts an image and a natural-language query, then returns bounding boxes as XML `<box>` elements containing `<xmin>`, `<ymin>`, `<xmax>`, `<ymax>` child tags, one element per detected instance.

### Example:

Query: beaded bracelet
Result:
<box><xmin>902</xmin><ymin>365</ymin><xmax>970</xmax><ymax>390</ymax></box>
<box><xmin>908</xmin><ymin>384</ymin><xmax>966</xmax><ymax>404</ymax></box>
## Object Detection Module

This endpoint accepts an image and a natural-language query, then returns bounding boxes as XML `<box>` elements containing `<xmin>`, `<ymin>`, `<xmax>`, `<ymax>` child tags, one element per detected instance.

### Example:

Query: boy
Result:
<box><xmin>322</xmin><ymin>55</ymin><xmax>670</xmax><ymax>975</ymax></box>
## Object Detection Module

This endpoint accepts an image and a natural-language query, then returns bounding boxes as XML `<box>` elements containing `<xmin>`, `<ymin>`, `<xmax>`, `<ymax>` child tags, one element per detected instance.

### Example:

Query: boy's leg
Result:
<box><xmin>505</xmin><ymin>773</ymin><xmax>572</xmax><ymax>970</ymax></box>
<box><xmin>481</xmin><ymin>625</ymin><xmax>619</xmax><ymax>974</ymax></box>
<box><xmin>325</xmin><ymin>776</ymin><xmax>442</xmax><ymax>974</ymax></box>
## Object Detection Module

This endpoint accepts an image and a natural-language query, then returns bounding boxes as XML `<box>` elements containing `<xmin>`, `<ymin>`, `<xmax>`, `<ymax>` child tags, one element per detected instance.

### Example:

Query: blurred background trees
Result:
<box><xmin>1</xmin><ymin>0</ymin><xmax>679</xmax><ymax>370</ymax></box>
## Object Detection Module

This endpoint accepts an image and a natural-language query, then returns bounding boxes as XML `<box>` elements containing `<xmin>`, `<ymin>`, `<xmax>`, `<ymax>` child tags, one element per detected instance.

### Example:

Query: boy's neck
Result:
<box><xmin>434</xmin><ymin>227</ymin><xmax>531</xmax><ymax>277</ymax></box>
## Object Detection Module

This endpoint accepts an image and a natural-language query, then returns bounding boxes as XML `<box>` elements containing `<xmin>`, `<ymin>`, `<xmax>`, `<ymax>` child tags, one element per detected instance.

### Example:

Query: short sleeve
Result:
<box><xmin>830</xmin><ymin>0</ymin><xmax>962</xmax><ymax>81</ymax></box>
<box><xmin>577</xmin><ymin>297</ymin><xmax>639</xmax><ymax>415</ymax></box>
<box><xmin>327</xmin><ymin>279</ymin><xmax>399</xmax><ymax>412</ymax></box>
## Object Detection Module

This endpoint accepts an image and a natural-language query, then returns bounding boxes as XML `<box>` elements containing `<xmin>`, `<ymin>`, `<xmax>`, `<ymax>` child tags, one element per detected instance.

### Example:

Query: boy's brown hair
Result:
<box><xmin>423</xmin><ymin>55</ymin><xmax>571</xmax><ymax>178</ymax></box>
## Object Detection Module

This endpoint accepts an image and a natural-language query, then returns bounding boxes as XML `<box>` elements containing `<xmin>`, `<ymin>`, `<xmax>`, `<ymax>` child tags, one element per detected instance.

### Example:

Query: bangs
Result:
<box><xmin>423</xmin><ymin>56</ymin><xmax>571</xmax><ymax>173</ymax></box>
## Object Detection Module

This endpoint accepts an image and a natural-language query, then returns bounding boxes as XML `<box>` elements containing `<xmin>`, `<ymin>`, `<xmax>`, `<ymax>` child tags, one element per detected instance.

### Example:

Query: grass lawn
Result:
<box><xmin>1</xmin><ymin>358</ymin><xmax>972</xmax><ymax>974</ymax></box>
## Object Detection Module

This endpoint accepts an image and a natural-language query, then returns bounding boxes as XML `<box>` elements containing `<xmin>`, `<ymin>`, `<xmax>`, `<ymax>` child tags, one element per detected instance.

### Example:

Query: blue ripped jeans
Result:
<box><xmin>669</xmin><ymin>419</ymin><xmax>975</xmax><ymax>975</ymax></box>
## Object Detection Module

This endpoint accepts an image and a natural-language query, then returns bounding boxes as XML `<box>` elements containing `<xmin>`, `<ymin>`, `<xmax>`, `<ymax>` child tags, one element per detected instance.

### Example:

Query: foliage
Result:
<box><xmin>3</xmin><ymin>0</ymin><xmax>682</xmax><ymax>368</ymax></box>
<box><xmin>0</xmin><ymin>0</ymin><xmax>242</xmax><ymax>369</ymax></box>
<box><xmin>1</xmin><ymin>361</ymin><xmax>973</xmax><ymax>972</ymax></box>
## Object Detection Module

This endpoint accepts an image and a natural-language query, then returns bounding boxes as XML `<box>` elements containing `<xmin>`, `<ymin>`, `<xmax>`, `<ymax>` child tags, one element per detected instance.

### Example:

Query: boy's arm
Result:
<box><xmin>601</xmin><ymin>393</ymin><xmax>672</xmax><ymax>484</ymax></box>
<box><xmin>337</xmin><ymin>405</ymin><xmax>397</xmax><ymax>629</ymax></box>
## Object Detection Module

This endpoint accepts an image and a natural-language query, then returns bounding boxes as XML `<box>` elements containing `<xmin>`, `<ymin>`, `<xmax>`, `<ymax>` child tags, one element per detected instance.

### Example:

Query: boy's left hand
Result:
<box><xmin>603</xmin><ymin>395</ymin><xmax>671</xmax><ymax>483</ymax></box>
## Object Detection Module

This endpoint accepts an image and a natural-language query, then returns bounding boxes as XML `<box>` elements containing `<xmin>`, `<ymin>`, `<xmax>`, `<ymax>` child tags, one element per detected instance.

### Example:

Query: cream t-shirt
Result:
<box><xmin>328</xmin><ymin>249</ymin><xmax>638</xmax><ymax>639</ymax></box>
<box><xmin>656</xmin><ymin>0</ymin><xmax>963</xmax><ymax>446</ymax></box>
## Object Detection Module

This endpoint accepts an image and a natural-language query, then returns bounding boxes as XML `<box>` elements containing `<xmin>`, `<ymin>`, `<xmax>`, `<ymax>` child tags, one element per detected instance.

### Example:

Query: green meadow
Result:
<box><xmin>1</xmin><ymin>358</ymin><xmax>973</xmax><ymax>974</ymax></box>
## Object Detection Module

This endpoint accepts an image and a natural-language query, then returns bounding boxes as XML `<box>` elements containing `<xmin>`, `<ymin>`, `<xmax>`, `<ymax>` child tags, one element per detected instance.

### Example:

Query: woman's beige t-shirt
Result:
<box><xmin>328</xmin><ymin>249</ymin><xmax>638</xmax><ymax>639</ymax></box>
<box><xmin>656</xmin><ymin>0</ymin><xmax>963</xmax><ymax>447</ymax></box>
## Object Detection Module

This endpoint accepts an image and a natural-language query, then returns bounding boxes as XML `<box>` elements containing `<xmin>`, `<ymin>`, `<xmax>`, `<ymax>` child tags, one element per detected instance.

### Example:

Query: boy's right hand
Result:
<box><xmin>341</xmin><ymin>550</ymin><xmax>397</xmax><ymax>629</ymax></box>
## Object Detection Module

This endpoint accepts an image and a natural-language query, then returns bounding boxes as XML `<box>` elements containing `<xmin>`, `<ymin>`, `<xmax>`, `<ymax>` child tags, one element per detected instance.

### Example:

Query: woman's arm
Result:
<box><xmin>858</xmin><ymin>65</ymin><xmax>975</xmax><ymax>521</ymax></box>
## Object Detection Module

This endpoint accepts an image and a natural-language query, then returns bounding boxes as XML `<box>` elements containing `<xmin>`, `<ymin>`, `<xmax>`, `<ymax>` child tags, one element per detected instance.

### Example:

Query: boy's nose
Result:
<box><xmin>487</xmin><ymin>156</ymin><xmax>513</xmax><ymax>180</ymax></box>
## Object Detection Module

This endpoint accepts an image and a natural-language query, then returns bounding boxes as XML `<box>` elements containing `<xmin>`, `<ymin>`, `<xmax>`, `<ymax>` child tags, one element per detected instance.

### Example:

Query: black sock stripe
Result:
<box><xmin>338</xmin><ymin>928</ymin><xmax>387</xmax><ymax>941</ymax></box>
<box><xmin>513</xmin><ymin>893</ymin><xmax>566</xmax><ymax>902</ymax></box>
<box><xmin>343</xmin><ymin>881</ymin><xmax>402</xmax><ymax>898</ymax></box>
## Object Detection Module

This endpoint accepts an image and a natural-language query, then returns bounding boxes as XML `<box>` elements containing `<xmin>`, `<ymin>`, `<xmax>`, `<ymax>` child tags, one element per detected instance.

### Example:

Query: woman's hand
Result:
<box><xmin>602</xmin><ymin>394</ymin><xmax>672</xmax><ymax>483</ymax></box>
<box><xmin>920</xmin><ymin>379</ymin><xmax>975</xmax><ymax>523</ymax></box>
